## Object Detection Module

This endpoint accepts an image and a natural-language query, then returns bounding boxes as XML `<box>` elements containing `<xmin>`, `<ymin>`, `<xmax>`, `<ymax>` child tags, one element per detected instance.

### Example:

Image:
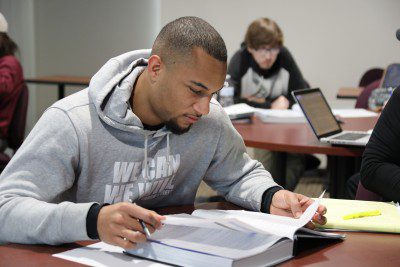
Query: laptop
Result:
<box><xmin>292</xmin><ymin>88</ymin><xmax>371</xmax><ymax>146</ymax></box>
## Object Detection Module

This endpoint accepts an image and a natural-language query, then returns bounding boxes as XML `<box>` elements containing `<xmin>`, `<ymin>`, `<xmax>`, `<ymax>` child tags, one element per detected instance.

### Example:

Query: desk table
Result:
<box><xmin>25</xmin><ymin>76</ymin><xmax>91</xmax><ymax>100</ymax></box>
<box><xmin>336</xmin><ymin>87</ymin><xmax>363</xmax><ymax>99</ymax></box>
<box><xmin>0</xmin><ymin>202</ymin><xmax>398</xmax><ymax>267</ymax></box>
<box><xmin>233</xmin><ymin>116</ymin><xmax>378</xmax><ymax>198</ymax></box>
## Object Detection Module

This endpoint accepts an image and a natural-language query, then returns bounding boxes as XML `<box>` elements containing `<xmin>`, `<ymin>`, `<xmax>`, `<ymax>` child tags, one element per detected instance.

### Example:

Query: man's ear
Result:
<box><xmin>147</xmin><ymin>55</ymin><xmax>163</xmax><ymax>83</ymax></box>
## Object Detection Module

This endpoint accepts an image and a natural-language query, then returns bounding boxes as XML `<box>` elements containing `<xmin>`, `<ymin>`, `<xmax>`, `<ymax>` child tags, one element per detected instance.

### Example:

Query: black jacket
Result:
<box><xmin>227</xmin><ymin>45</ymin><xmax>308</xmax><ymax>109</ymax></box>
<box><xmin>360</xmin><ymin>86</ymin><xmax>400</xmax><ymax>202</ymax></box>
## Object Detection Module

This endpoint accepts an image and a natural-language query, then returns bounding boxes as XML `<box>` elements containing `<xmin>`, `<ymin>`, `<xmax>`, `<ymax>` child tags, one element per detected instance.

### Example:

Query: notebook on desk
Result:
<box><xmin>292</xmin><ymin>88</ymin><xmax>371</xmax><ymax>146</ymax></box>
<box><xmin>315</xmin><ymin>198</ymin><xmax>400</xmax><ymax>233</ymax></box>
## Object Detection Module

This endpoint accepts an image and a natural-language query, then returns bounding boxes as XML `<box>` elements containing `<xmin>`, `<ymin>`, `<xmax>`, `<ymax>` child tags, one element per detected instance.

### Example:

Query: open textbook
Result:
<box><xmin>126</xmin><ymin>192</ymin><xmax>345</xmax><ymax>267</ymax></box>
<box><xmin>315</xmin><ymin>198</ymin><xmax>400</xmax><ymax>233</ymax></box>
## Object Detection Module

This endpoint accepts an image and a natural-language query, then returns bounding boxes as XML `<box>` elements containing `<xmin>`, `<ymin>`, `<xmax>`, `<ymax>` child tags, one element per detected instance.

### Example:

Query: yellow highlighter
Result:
<box><xmin>343</xmin><ymin>210</ymin><xmax>381</xmax><ymax>220</ymax></box>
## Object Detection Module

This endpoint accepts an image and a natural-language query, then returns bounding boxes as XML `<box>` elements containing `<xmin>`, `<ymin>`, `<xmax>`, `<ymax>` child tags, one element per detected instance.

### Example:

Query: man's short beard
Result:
<box><xmin>165</xmin><ymin>118</ymin><xmax>191</xmax><ymax>135</ymax></box>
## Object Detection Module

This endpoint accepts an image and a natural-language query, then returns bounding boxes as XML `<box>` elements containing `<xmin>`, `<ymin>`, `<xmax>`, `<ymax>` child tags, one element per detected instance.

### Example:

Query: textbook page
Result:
<box><xmin>163</xmin><ymin>214</ymin><xmax>227</xmax><ymax>229</ymax></box>
<box><xmin>53</xmin><ymin>242</ymin><xmax>166</xmax><ymax>266</ymax></box>
<box><xmin>193</xmin><ymin>191</ymin><xmax>324</xmax><ymax>239</ymax></box>
<box><xmin>254</xmin><ymin>108</ymin><xmax>306</xmax><ymax>124</ymax></box>
<box><xmin>148</xmin><ymin>224</ymin><xmax>282</xmax><ymax>260</ymax></box>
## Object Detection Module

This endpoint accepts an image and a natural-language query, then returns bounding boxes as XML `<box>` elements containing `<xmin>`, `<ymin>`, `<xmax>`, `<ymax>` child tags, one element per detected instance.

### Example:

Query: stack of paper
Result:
<box><xmin>332</xmin><ymin>109</ymin><xmax>378</xmax><ymax>118</ymax></box>
<box><xmin>316</xmin><ymin>198</ymin><xmax>400</xmax><ymax>233</ymax></box>
<box><xmin>254</xmin><ymin>109</ymin><xmax>306</xmax><ymax>124</ymax></box>
<box><xmin>223</xmin><ymin>103</ymin><xmax>255</xmax><ymax>120</ymax></box>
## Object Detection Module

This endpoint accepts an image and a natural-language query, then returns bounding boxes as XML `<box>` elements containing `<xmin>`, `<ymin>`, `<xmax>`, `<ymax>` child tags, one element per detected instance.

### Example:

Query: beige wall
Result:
<box><xmin>1</xmin><ymin>0</ymin><xmax>400</xmax><ymax>135</ymax></box>
<box><xmin>33</xmin><ymin>0</ymin><xmax>161</xmax><ymax>121</ymax></box>
<box><xmin>161</xmin><ymin>0</ymin><xmax>400</xmax><ymax>108</ymax></box>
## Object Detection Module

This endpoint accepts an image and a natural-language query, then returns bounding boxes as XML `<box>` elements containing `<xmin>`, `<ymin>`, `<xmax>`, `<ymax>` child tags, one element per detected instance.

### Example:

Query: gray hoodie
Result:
<box><xmin>0</xmin><ymin>50</ymin><xmax>278</xmax><ymax>245</ymax></box>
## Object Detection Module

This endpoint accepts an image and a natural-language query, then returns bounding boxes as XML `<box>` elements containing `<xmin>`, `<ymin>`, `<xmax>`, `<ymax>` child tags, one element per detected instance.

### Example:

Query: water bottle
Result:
<box><xmin>218</xmin><ymin>75</ymin><xmax>234</xmax><ymax>107</ymax></box>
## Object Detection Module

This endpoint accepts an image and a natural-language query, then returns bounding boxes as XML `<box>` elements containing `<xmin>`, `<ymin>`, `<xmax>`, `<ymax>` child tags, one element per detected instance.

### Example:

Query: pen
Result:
<box><xmin>139</xmin><ymin>219</ymin><xmax>152</xmax><ymax>238</ymax></box>
<box><xmin>343</xmin><ymin>210</ymin><xmax>381</xmax><ymax>220</ymax></box>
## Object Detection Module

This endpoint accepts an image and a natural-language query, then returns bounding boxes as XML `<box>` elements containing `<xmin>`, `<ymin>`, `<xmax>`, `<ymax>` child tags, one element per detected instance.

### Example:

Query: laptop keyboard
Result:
<box><xmin>331</xmin><ymin>132</ymin><xmax>369</xmax><ymax>140</ymax></box>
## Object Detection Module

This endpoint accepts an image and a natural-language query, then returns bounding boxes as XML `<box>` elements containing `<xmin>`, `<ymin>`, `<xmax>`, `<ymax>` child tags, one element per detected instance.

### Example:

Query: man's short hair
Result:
<box><xmin>151</xmin><ymin>16</ymin><xmax>227</xmax><ymax>66</ymax></box>
<box><xmin>244</xmin><ymin>18</ymin><xmax>283</xmax><ymax>50</ymax></box>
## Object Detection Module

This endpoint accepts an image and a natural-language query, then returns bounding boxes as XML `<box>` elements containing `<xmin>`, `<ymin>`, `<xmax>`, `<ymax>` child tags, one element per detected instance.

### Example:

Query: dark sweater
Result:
<box><xmin>227</xmin><ymin>46</ymin><xmax>308</xmax><ymax>109</ymax></box>
<box><xmin>360</xmin><ymin>86</ymin><xmax>400</xmax><ymax>202</ymax></box>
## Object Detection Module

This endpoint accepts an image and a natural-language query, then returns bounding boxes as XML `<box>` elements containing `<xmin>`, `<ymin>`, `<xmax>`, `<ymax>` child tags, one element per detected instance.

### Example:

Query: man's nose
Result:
<box><xmin>264</xmin><ymin>51</ymin><xmax>273</xmax><ymax>60</ymax></box>
<box><xmin>193</xmin><ymin>95</ymin><xmax>211</xmax><ymax>116</ymax></box>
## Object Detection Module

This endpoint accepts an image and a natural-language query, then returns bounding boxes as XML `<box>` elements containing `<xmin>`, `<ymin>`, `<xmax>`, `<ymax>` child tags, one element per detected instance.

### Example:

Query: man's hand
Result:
<box><xmin>246</xmin><ymin>96</ymin><xmax>266</xmax><ymax>104</ymax></box>
<box><xmin>271</xmin><ymin>95</ymin><xmax>289</xmax><ymax>110</ymax></box>
<box><xmin>270</xmin><ymin>190</ymin><xmax>327</xmax><ymax>228</ymax></box>
<box><xmin>97</xmin><ymin>202</ymin><xmax>165</xmax><ymax>249</ymax></box>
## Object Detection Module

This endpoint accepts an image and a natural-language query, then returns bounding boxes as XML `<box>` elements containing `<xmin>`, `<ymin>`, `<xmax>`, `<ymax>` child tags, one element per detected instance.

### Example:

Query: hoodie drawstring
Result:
<box><xmin>143</xmin><ymin>135</ymin><xmax>149</xmax><ymax>179</ymax></box>
<box><xmin>166</xmin><ymin>133</ymin><xmax>171</xmax><ymax>176</ymax></box>
<box><xmin>143</xmin><ymin>133</ymin><xmax>172</xmax><ymax>179</ymax></box>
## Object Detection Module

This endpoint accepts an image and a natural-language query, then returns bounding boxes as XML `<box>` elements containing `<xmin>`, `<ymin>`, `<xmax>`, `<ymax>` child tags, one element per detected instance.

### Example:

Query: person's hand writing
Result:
<box><xmin>97</xmin><ymin>202</ymin><xmax>165</xmax><ymax>249</ymax></box>
<box><xmin>270</xmin><ymin>190</ymin><xmax>327</xmax><ymax>229</ymax></box>
<box><xmin>271</xmin><ymin>95</ymin><xmax>289</xmax><ymax>110</ymax></box>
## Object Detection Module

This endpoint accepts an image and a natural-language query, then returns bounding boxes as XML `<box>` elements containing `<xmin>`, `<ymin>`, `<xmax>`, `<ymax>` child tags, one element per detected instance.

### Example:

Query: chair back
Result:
<box><xmin>380</xmin><ymin>63</ymin><xmax>400</xmax><ymax>88</ymax></box>
<box><xmin>355</xmin><ymin>182</ymin><xmax>383</xmax><ymax>201</ymax></box>
<box><xmin>355</xmin><ymin>79</ymin><xmax>381</xmax><ymax>109</ymax></box>
<box><xmin>359</xmin><ymin>68</ymin><xmax>384</xmax><ymax>87</ymax></box>
<box><xmin>8</xmin><ymin>83</ymin><xmax>29</xmax><ymax>150</ymax></box>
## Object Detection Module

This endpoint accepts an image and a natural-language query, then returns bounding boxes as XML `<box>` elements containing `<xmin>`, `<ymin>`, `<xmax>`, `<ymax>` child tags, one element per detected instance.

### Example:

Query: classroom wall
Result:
<box><xmin>161</xmin><ymin>0</ymin><xmax>400</xmax><ymax>109</ymax></box>
<box><xmin>1</xmin><ymin>0</ymin><xmax>400</xmax><ymax>134</ymax></box>
<box><xmin>33</xmin><ymin>0</ymin><xmax>161</xmax><ymax>121</ymax></box>
<box><xmin>0</xmin><ymin>0</ymin><xmax>37</xmax><ymax>132</ymax></box>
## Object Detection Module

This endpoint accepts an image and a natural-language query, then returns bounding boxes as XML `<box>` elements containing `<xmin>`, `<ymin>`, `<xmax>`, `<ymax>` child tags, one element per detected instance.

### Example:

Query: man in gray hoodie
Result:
<box><xmin>0</xmin><ymin>16</ymin><xmax>326</xmax><ymax>249</ymax></box>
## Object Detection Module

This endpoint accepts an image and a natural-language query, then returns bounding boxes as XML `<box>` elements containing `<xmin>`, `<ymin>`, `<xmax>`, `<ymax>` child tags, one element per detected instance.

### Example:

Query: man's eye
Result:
<box><xmin>189</xmin><ymin>87</ymin><xmax>202</xmax><ymax>95</ymax></box>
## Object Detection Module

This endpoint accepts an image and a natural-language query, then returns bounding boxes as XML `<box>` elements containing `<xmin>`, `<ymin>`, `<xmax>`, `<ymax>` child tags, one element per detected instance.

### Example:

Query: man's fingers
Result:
<box><xmin>312</xmin><ymin>213</ymin><xmax>327</xmax><ymax>225</ymax></box>
<box><xmin>120</xmin><ymin>229</ymin><xmax>147</xmax><ymax>244</ymax></box>
<box><xmin>121</xmin><ymin>215</ymin><xmax>146</xmax><ymax>232</ymax></box>
<box><xmin>304</xmin><ymin>221</ymin><xmax>316</xmax><ymax>229</ymax></box>
<box><xmin>286</xmin><ymin>193</ymin><xmax>303</xmax><ymax>218</ymax></box>
<box><xmin>317</xmin><ymin>204</ymin><xmax>327</xmax><ymax>215</ymax></box>
<box><xmin>142</xmin><ymin>222</ymin><xmax>156</xmax><ymax>233</ymax></box>
<box><xmin>121</xmin><ymin>203</ymin><xmax>165</xmax><ymax>229</ymax></box>
<box><xmin>113</xmin><ymin>236</ymin><xmax>137</xmax><ymax>250</ymax></box>
<box><xmin>270</xmin><ymin>206</ymin><xmax>293</xmax><ymax>217</ymax></box>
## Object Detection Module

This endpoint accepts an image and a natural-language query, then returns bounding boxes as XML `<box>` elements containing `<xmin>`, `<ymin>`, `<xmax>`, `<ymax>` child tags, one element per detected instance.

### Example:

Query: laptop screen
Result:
<box><xmin>292</xmin><ymin>88</ymin><xmax>342</xmax><ymax>138</ymax></box>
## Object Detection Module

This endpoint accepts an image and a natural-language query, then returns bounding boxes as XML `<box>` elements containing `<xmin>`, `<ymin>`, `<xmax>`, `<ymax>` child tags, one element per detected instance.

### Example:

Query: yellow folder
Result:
<box><xmin>315</xmin><ymin>198</ymin><xmax>400</xmax><ymax>233</ymax></box>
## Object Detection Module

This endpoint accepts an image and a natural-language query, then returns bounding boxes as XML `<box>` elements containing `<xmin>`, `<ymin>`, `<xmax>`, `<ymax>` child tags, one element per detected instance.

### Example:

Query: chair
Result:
<box><xmin>0</xmin><ymin>83</ymin><xmax>29</xmax><ymax>172</ymax></box>
<box><xmin>355</xmin><ymin>79</ymin><xmax>381</xmax><ymax>109</ymax></box>
<box><xmin>380</xmin><ymin>63</ymin><xmax>400</xmax><ymax>88</ymax></box>
<box><xmin>358</xmin><ymin>68</ymin><xmax>384</xmax><ymax>88</ymax></box>
<box><xmin>355</xmin><ymin>182</ymin><xmax>383</xmax><ymax>201</ymax></box>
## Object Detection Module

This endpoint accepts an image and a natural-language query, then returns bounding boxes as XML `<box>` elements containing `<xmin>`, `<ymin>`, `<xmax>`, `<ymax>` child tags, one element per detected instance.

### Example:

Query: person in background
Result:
<box><xmin>0</xmin><ymin>12</ymin><xmax>24</xmax><ymax>153</ymax></box>
<box><xmin>359</xmin><ymin>86</ymin><xmax>400</xmax><ymax>202</ymax></box>
<box><xmin>227</xmin><ymin>18</ymin><xmax>317</xmax><ymax>191</ymax></box>
<box><xmin>0</xmin><ymin>17</ymin><xmax>326</xmax><ymax>249</ymax></box>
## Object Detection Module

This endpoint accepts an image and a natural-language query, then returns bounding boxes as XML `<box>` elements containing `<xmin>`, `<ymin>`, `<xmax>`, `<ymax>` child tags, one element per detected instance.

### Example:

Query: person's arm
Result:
<box><xmin>360</xmin><ymin>87</ymin><xmax>400</xmax><ymax>202</ymax></box>
<box><xmin>0</xmin><ymin>56</ymin><xmax>22</xmax><ymax>96</ymax></box>
<box><xmin>280</xmin><ymin>47</ymin><xmax>308</xmax><ymax>107</ymax></box>
<box><xmin>202</xmin><ymin>104</ymin><xmax>280</xmax><ymax>211</ymax></box>
<box><xmin>0</xmin><ymin>108</ymin><xmax>93</xmax><ymax>245</ymax></box>
<box><xmin>202</xmin><ymin>102</ymin><xmax>326</xmax><ymax>226</ymax></box>
<box><xmin>0</xmin><ymin>107</ymin><xmax>165</xmax><ymax>247</ymax></box>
